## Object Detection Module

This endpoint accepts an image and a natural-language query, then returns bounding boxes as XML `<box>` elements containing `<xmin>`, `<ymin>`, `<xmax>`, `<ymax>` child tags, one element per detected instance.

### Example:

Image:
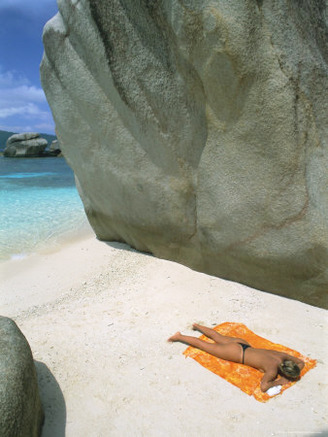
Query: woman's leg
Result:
<box><xmin>192</xmin><ymin>323</ymin><xmax>249</xmax><ymax>346</ymax></box>
<box><xmin>168</xmin><ymin>331</ymin><xmax>242</xmax><ymax>363</ymax></box>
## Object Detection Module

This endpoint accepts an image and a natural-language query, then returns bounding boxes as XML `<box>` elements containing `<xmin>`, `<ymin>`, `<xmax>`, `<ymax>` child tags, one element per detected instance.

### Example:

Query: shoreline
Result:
<box><xmin>0</xmin><ymin>153</ymin><xmax>90</xmax><ymax>264</ymax></box>
<box><xmin>0</xmin><ymin>219</ymin><xmax>93</xmax><ymax>263</ymax></box>
<box><xmin>1</xmin><ymin>235</ymin><xmax>327</xmax><ymax>436</ymax></box>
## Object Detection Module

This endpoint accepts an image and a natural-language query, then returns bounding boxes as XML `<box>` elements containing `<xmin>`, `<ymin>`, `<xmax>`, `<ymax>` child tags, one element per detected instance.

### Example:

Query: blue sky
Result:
<box><xmin>0</xmin><ymin>0</ymin><xmax>58</xmax><ymax>134</ymax></box>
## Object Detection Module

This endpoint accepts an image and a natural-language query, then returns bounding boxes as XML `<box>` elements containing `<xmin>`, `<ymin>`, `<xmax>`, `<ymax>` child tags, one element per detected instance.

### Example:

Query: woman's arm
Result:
<box><xmin>261</xmin><ymin>371</ymin><xmax>292</xmax><ymax>392</ymax></box>
<box><xmin>292</xmin><ymin>356</ymin><xmax>305</xmax><ymax>370</ymax></box>
<box><xmin>283</xmin><ymin>353</ymin><xmax>305</xmax><ymax>370</ymax></box>
<box><xmin>260</xmin><ymin>370</ymin><xmax>279</xmax><ymax>392</ymax></box>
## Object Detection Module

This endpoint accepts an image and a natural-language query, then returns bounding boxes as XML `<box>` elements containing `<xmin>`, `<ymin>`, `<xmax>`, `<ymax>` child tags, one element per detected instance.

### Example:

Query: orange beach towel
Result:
<box><xmin>183</xmin><ymin>322</ymin><xmax>316</xmax><ymax>402</ymax></box>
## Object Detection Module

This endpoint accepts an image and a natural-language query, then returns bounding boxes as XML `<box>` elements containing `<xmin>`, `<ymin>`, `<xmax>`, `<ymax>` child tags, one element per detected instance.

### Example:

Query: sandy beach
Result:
<box><xmin>1</xmin><ymin>232</ymin><xmax>327</xmax><ymax>436</ymax></box>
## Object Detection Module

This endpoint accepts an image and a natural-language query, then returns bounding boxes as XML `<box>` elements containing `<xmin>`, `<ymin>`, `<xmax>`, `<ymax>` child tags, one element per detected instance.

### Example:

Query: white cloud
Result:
<box><xmin>0</xmin><ymin>68</ymin><xmax>55</xmax><ymax>133</ymax></box>
<box><xmin>0</xmin><ymin>123</ymin><xmax>34</xmax><ymax>133</ymax></box>
<box><xmin>0</xmin><ymin>70</ymin><xmax>47</xmax><ymax>116</ymax></box>
<box><xmin>1</xmin><ymin>85</ymin><xmax>46</xmax><ymax>104</ymax></box>
<box><xmin>0</xmin><ymin>103</ymin><xmax>49</xmax><ymax>119</ymax></box>
<box><xmin>34</xmin><ymin>122</ymin><xmax>56</xmax><ymax>133</ymax></box>
<box><xmin>0</xmin><ymin>120</ymin><xmax>56</xmax><ymax>134</ymax></box>
<box><xmin>0</xmin><ymin>71</ymin><xmax>29</xmax><ymax>87</ymax></box>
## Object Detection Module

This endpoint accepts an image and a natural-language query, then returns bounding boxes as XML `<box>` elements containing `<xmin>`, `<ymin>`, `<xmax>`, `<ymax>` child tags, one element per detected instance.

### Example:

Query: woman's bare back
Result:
<box><xmin>243</xmin><ymin>348</ymin><xmax>288</xmax><ymax>371</ymax></box>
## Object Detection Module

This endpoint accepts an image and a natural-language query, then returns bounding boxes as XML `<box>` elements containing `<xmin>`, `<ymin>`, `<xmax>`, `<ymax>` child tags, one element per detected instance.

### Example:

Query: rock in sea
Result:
<box><xmin>49</xmin><ymin>139</ymin><xmax>61</xmax><ymax>155</ymax></box>
<box><xmin>0</xmin><ymin>316</ymin><xmax>44</xmax><ymax>437</ymax></box>
<box><xmin>40</xmin><ymin>0</ymin><xmax>328</xmax><ymax>308</ymax></box>
<box><xmin>4</xmin><ymin>133</ymin><xmax>48</xmax><ymax>158</ymax></box>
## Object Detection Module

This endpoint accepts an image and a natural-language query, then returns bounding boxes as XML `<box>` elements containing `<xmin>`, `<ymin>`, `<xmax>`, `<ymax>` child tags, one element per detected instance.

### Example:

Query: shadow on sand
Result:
<box><xmin>35</xmin><ymin>361</ymin><xmax>66</xmax><ymax>437</ymax></box>
<box><xmin>104</xmin><ymin>240</ymin><xmax>154</xmax><ymax>258</ymax></box>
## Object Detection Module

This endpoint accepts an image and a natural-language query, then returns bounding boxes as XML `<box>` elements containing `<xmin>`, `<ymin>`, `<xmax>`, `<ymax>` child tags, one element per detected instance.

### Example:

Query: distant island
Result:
<box><xmin>0</xmin><ymin>129</ymin><xmax>57</xmax><ymax>152</ymax></box>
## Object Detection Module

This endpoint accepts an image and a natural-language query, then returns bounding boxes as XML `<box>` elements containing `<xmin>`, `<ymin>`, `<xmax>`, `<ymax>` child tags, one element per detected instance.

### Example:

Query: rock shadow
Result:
<box><xmin>34</xmin><ymin>361</ymin><xmax>66</xmax><ymax>437</ymax></box>
<box><xmin>103</xmin><ymin>240</ymin><xmax>154</xmax><ymax>258</ymax></box>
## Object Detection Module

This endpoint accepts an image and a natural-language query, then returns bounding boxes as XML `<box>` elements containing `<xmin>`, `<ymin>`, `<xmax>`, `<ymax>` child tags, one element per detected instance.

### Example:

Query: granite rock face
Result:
<box><xmin>49</xmin><ymin>139</ymin><xmax>60</xmax><ymax>153</ymax></box>
<box><xmin>4</xmin><ymin>132</ymin><xmax>48</xmax><ymax>157</ymax></box>
<box><xmin>0</xmin><ymin>317</ymin><xmax>44</xmax><ymax>437</ymax></box>
<box><xmin>41</xmin><ymin>0</ymin><xmax>328</xmax><ymax>308</ymax></box>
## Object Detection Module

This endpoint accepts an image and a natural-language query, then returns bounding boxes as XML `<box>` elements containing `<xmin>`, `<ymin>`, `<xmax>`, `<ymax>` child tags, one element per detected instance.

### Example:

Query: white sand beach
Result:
<box><xmin>1</xmin><ymin>232</ymin><xmax>327</xmax><ymax>437</ymax></box>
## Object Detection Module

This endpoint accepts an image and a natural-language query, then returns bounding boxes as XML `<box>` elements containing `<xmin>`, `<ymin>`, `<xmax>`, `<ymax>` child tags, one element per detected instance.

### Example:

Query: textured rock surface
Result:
<box><xmin>4</xmin><ymin>132</ymin><xmax>48</xmax><ymax>157</ymax></box>
<box><xmin>49</xmin><ymin>139</ymin><xmax>60</xmax><ymax>153</ymax></box>
<box><xmin>40</xmin><ymin>0</ymin><xmax>328</xmax><ymax>308</ymax></box>
<box><xmin>0</xmin><ymin>317</ymin><xmax>44</xmax><ymax>437</ymax></box>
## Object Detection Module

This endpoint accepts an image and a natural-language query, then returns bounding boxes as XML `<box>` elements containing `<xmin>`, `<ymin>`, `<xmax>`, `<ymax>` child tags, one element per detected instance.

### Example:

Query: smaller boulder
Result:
<box><xmin>4</xmin><ymin>133</ymin><xmax>48</xmax><ymax>157</ymax></box>
<box><xmin>6</xmin><ymin>133</ymin><xmax>40</xmax><ymax>144</ymax></box>
<box><xmin>48</xmin><ymin>140</ymin><xmax>61</xmax><ymax>156</ymax></box>
<box><xmin>0</xmin><ymin>316</ymin><xmax>44</xmax><ymax>437</ymax></box>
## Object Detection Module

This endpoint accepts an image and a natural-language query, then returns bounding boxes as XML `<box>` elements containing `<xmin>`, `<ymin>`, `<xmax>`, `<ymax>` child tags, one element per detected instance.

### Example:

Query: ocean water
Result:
<box><xmin>0</xmin><ymin>156</ymin><xmax>90</xmax><ymax>261</ymax></box>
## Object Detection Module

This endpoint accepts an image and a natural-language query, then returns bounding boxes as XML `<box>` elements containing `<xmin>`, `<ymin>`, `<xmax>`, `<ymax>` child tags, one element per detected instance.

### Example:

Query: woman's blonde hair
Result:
<box><xmin>279</xmin><ymin>360</ymin><xmax>300</xmax><ymax>379</ymax></box>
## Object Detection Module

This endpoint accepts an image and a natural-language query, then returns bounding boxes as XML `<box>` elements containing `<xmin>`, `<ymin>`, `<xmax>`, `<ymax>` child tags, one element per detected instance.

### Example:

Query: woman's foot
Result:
<box><xmin>192</xmin><ymin>323</ymin><xmax>201</xmax><ymax>331</ymax></box>
<box><xmin>167</xmin><ymin>332</ymin><xmax>182</xmax><ymax>342</ymax></box>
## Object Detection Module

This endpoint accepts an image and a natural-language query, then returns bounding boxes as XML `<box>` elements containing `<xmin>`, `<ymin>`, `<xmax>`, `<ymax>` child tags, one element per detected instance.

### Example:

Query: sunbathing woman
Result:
<box><xmin>168</xmin><ymin>323</ymin><xmax>304</xmax><ymax>392</ymax></box>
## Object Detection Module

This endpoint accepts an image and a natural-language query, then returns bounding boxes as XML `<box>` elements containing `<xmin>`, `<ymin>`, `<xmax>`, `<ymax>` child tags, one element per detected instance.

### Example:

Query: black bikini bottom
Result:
<box><xmin>238</xmin><ymin>343</ymin><xmax>251</xmax><ymax>364</ymax></box>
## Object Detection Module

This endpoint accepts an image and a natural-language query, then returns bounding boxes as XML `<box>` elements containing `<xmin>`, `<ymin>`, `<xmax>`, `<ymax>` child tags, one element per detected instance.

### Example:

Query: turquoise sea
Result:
<box><xmin>0</xmin><ymin>156</ymin><xmax>90</xmax><ymax>261</ymax></box>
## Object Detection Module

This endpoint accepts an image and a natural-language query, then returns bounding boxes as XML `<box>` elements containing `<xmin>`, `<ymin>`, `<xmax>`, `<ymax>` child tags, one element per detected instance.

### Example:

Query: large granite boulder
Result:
<box><xmin>0</xmin><ymin>317</ymin><xmax>44</xmax><ymax>437</ymax></box>
<box><xmin>4</xmin><ymin>133</ymin><xmax>48</xmax><ymax>157</ymax></box>
<box><xmin>40</xmin><ymin>0</ymin><xmax>328</xmax><ymax>308</ymax></box>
